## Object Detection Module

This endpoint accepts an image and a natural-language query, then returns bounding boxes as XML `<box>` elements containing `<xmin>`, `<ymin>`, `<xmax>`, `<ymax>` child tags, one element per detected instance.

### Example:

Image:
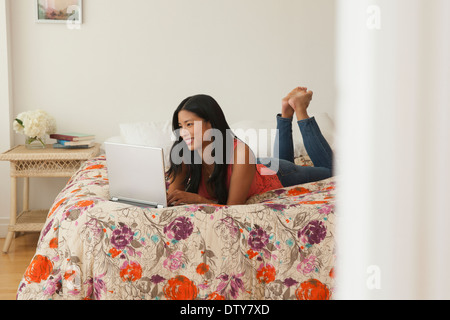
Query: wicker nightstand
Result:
<box><xmin>0</xmin><ymin>143</ymin><xmax>100</xmax><ymax>253</ymax></box>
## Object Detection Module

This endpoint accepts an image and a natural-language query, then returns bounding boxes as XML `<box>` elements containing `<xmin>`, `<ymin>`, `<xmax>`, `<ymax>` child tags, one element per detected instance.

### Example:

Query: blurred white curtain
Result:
<box><xmin>335</xmin><ymin>0</ymin><xmax>450</xmax><ymax>299</ymax></box>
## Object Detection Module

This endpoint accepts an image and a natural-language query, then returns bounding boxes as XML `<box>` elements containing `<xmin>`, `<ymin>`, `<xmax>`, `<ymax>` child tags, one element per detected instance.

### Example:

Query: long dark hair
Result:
<box><xmin>167</xmin><ymin>94</ymin><xmax>236</xmax><ymax>205</ymax></box>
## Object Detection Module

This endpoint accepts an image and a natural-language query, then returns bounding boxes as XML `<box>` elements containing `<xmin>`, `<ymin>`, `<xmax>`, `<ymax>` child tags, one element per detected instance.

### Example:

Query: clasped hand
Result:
<box><xmin>167</xmin><ymin>190</ymin><xmax>213</xmax><ymax>206</ymax></box>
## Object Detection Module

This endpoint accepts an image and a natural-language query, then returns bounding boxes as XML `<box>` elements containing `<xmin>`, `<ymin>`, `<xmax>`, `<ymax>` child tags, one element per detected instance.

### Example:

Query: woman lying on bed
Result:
<box><xmin>166</xmin><ymin>87</ymin><xmax>334</xmax><ymax>206</ymax></box>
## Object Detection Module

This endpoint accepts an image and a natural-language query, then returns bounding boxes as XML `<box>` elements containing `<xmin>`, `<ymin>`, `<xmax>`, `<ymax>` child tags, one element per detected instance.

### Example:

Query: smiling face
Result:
<box><xmin>177</xmin><ymin>109</ymin><xmax>212</xmax><ymax>152</ymax></box>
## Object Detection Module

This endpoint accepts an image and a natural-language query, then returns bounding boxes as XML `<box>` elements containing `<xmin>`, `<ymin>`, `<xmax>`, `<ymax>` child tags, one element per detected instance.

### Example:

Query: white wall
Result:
<box><xmin>0</xmin><ymin>0</ymin><xmax>13</xmax><ymax>237</ymax></box>
<box><xmin>0</xmin><ymin>0</ymin><xmax>337</xmax><ymax>236</ymax></box>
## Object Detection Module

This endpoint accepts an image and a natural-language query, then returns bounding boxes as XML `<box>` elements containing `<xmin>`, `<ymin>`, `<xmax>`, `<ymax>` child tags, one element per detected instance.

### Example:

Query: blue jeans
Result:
<box><xmin>257</xmin><ymin>114</ymin><xmax>333</xmax><ymax>187</ymax></box>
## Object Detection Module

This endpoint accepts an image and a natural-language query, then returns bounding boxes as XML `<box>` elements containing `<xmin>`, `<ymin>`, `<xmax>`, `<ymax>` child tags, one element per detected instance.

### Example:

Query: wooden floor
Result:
<box><xmin>0</xmin><ymin>233</ymin><xmax>40</xmax><ymax>300</ymax></box>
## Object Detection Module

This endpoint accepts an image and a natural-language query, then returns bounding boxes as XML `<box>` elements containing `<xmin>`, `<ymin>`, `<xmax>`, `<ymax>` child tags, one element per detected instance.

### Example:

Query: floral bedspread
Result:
<box><xmin>16</xmin><ymin>155</ymin><xmax>336</xmax><ymax>300</ymax></box>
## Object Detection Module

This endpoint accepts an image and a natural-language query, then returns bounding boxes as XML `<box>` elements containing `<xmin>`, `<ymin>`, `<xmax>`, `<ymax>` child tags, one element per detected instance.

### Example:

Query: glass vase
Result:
<box><xmin>25</xmin><ymin>136</ymin><xmax>46</xmax><ymax>149</ymax></box>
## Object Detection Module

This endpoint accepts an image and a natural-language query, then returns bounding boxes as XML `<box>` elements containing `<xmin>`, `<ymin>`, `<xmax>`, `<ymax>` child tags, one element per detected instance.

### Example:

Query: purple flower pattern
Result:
<box><xmin>216</xmin><ymin>273</ymin><xmax>246</xmax><ymax>299</ymax></box>
<box><xmin>111</xmin><ymin>224</ymin><xmax>134</xmax><ymax>250</ymax></box>
<box><xmin>298</xmin><ymin>220</ymin><xmax>327</xmax><ymax>245</ymax></box>
<box><xmin>164</xmin><ymin>216</ymin><xmax>194</xmax><ymax>241</ymax></box>
<box><xmin>248</xmin><ymin>225</ymin><xmax>270</xmax><ymax>251</ymax></box>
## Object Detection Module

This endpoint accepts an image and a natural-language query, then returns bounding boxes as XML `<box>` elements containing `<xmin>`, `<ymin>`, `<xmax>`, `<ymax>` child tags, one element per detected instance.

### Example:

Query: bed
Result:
<box><xmin>15</xmin><ymin>115</ymin><xmax>336</xmax><ymax>300</ymax></box>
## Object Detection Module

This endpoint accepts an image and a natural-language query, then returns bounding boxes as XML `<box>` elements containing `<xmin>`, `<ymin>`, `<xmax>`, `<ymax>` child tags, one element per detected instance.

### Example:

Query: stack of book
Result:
<box><xmin>50</xmin><ymin>133</ymin><xmax>96</xmax><ymax>149</ymax></box>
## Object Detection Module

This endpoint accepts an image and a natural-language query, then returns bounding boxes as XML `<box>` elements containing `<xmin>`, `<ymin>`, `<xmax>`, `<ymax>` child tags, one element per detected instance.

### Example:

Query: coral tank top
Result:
<box><xmin>198</xmin><ymin>139</ymin><xmax>283</xmax><ymax>201</ymax></box>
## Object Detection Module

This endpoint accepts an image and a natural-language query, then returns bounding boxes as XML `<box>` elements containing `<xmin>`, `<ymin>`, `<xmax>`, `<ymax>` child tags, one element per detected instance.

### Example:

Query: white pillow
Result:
<box><xmin>119</xmin><ymin>120</ymin><xmax>174</xmax><ymax>169</ymax></box>
<box><xmin>101</xmin><ymin>135</ymin><xmax>123</xmax><ymax>149</ymax></box>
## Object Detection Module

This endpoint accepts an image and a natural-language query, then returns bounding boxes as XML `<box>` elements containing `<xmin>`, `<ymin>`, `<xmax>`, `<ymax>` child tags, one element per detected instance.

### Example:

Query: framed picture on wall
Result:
<box><xmin>36</xmin><ymin>0</ymin><xmax>82</xmax><ymax>24</ymax></box>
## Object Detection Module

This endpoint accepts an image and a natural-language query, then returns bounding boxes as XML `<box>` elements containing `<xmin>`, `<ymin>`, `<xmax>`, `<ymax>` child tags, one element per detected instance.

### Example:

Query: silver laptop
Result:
<box><xmin>104</xmin><ymin>142</ymin><xmax>168</xmax><ymax>208</ymax></box>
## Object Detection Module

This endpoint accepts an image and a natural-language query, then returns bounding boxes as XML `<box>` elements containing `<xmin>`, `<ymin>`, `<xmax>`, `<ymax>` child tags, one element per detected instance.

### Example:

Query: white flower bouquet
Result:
<box><xmin>13</xmin><ymin>110</ymin><xmax>57</xmax><ymax>148</ymax></box>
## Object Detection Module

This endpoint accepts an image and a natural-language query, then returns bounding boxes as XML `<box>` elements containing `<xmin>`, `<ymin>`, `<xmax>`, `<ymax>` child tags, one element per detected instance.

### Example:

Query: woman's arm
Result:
<box><xmin>167</xmin><ymin>163</ymin><xmax>216</xmax><ymax>206</ymax></box>
<box><xmin>226</xmin><ymin>142</ymin><xmax>256</xmax><ymax>206</ymax></box>
<box><xmin>167</xmin><ymin>142</ymin><xmax>256</xmax><ymax>206</ymax></box>
<box><xmin>167</xmin><ymin>189</ymin><xmax>216</xmax><ymax>206</ymax></box>
<box><xmin>167</xmin><ymin>163</ymin><xmax>187</xmax><ymax>194</ymax></box>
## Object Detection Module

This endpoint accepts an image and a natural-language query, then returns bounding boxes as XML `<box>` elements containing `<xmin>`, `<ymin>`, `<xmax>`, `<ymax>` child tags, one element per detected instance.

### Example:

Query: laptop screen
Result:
<box><xmin>105</xmin><ymin>142</ymin><xmax>167</xmax><ymax>208</ymax></box>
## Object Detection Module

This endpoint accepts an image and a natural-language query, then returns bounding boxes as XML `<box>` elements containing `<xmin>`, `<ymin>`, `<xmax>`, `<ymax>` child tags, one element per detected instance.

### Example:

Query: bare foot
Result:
<box><xmin>288</xmin><ymin>88</ymin><xmax>313</xmax><ymax>120</ymax></box>
<box><xmin>281</xmin><ymin>87</ymin><xmax>307</xmax><ymax>119</ymax></box>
